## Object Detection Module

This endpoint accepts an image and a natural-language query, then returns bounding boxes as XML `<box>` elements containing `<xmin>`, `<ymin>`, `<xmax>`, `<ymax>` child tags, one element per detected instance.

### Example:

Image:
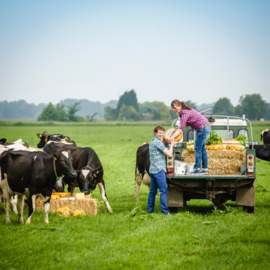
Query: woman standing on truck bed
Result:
<box><xmin>168</xmin><ymin>99</ymin><xmax>211</xmax><ymax>175</ymax></box>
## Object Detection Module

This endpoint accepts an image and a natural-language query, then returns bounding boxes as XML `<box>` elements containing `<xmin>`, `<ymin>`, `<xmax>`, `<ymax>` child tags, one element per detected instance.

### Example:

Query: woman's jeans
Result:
<box><xmin>194</xmin><ymin>125</ymin><xmax>211</xmax><ymax>170</ymax></box>
<box><xmin>148</xmin><ymin>170</ymin><xmax>169</xmax><ymax>215</ymax></box>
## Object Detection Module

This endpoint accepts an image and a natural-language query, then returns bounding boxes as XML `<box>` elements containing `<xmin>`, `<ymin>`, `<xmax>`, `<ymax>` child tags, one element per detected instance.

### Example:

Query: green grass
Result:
<box><xmin>0</xmin><ymin>124</ymin><xmax>270</xmax><ymax>270</ymax></box>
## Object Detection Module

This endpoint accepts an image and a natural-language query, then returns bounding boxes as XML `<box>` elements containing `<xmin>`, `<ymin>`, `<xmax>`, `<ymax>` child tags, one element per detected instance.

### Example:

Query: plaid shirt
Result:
<box><xmin>149</xmin><ymin>136</ymin><xmax>166</xmax><ymax>174</ymax></box>
<box><xmin>179</xmin><ymin>108</ymin><xmax>208</xmax><ymax>131</ymax></box>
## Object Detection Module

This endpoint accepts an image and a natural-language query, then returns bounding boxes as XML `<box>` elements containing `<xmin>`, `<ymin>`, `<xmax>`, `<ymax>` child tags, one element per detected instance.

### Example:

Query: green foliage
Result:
<box><xmin>185</xmin><ymin>100</ymin><xmax>197</xmax><ymax>109</ymax></box>
<box><xmin>236</xmin><ymin>134</ymin><xmax>247</xmax><ymax>146</ymax></box>
<box><xmin>116</xmin><ymin>90</ymin><xmax>138</xmax><ymax>118</ymax></box>
<box><xmin>67</xmin><ymin>101</ymin><xmax>81</xmax><ymax>122</ymax></box>
<box><xmin>158</xmin><ymin>104</ymin><xmax>170</xmax><ymax>120</ymax></box>
<box><xmin>213</xmin><ymin>97</ymin><xmax>234</xmax><ymax>115</ymax></box>
<box><xmin>206</xmin><ymin>130</ymin><xmax>222</xmax><ymax>145</ymax></box>
<box><xmin>38</xmin><ymin>102</ymin><xmax>58</xmax><ymax>121</ymax></box>
<box><xmin>239</xmin><ymin>94</ymin><xmax>267</xmax><ymax>120</ymax></box>
<box><xmin>55</xmin><ymin>103</ymin><xmax>68</xmax><ymax>121</ymax></box>
<box><xmin>85</xmin><ymin>112</ymin><xmax>98</xmax><ymax>122</ymax></box>
<box><xmin>104</xmin><ymin>106</ymin><xmax>116</xmax><ymax>121</ymax></box>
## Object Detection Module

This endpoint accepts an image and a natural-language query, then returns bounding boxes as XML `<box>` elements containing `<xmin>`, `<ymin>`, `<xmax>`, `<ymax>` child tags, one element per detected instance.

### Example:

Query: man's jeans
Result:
<box><xmin>194</xmin><ymin>125</ymin><xmax>211</xmax><ymax>170</ymax></box>
<box><xmin>148</xmin><ymin>170</ymin><xmax>169</xmax><ymax>215</ymax></box>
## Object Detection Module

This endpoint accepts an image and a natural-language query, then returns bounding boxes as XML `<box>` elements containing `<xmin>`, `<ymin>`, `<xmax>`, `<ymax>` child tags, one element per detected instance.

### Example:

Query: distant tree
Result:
<box><xmin>67</xmin><ymin>102</ymin><xmax>81</xmax><ymax>122</ymax></box>
<box><xmin>213</xmin><ymin>97</ymin><xmax>234</xmax><ymax>115</ymax></box>
<box><xmin>139</xmin><ymin>101</ymin><xmax>166</xmax><ymax>109</ymax></box>
<box><xmin>170</xmin><ymin>109</ymin><xmax>177</xmax><ymax>120</ymax></box>
<box><xmin>38</xmin><ymin>102</ymin><xmax>58</xmax><ymax>121</ymax></box>
<box><xmin>239</xmin><ymin>94</ymin><xmax>267</xmax><ymax>120</ymax></box>
<box><xmin>158</xmin><ymin>105</ymin><xmax>170</xmax><ymax>120</ymax></box>
<box><xmin>116</xmin><ymin>90</ymin><xmax>138</xmax><ymax>118</ymax></box>
<box><xmin>234</xmin><ymin>104</ymin><xmax>243</xmax><ymax>117</ymax></box>
<box><xmin>123</xmin><ymin>106</ymin><xmax>138</xmax><ymax>121</ymax></box>
<box><xmin>185</xmin><ymin>100</ymin><xmax>197</xmax><ymax>109</ymax></box>
<box><xmin>118</xmin><ymin>104</ymin><xmax>126</xmax><ymax>120</ymax></box>
<box><xmin>104</xmin><ymin>106</ymin><xmax>116</xmax><ymax>121</ymax></box>
<box><xmin>86</xmin><ymin>112</ymin><xmax>98</xmax><ymax>122</ymax></box>
<box><xmin>55</xmin><ymin>103</ymin><xmax>68</xmax><ymax>121</ymax></box>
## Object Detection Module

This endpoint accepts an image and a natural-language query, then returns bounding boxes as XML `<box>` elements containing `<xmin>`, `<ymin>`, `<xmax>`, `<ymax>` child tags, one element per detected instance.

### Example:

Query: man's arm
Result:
<box><xmin>163</xmin><ymin>141</ymin><xmax>177</xmax><ymax>158</ymax></box>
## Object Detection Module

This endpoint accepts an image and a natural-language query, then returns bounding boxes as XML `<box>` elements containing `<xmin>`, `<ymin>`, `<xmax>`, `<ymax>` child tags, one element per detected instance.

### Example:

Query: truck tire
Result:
<box><xmin>168</xmin><ymin>207</ymin><xmax>179</xmax><ymax>213</ymax></box>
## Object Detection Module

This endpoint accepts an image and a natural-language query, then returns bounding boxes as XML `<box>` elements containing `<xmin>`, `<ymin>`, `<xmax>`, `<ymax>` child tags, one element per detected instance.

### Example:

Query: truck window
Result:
<box><xmin>212</xmin><ymin>129</ymin><xmax>234</xmax><ymax>140</ymax></box>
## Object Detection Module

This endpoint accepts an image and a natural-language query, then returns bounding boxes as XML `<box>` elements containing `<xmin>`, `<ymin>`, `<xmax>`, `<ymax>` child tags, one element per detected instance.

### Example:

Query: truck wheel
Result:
<box><xmin>168</xmin><ymin>207</ymin><xmax>179</xmax><ymax>213</ymax></box>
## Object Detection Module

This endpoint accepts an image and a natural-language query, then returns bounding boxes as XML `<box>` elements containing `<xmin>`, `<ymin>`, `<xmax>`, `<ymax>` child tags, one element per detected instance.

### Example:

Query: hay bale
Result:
<box><xmin>35</xmin><ymin>197</ymin><xmax>98</xmax><ymax>216</ymax></box>
<box><xmin>181</xmin><ymin>149</ymin><xmax>246</xmax><ymax>175</ymax></box>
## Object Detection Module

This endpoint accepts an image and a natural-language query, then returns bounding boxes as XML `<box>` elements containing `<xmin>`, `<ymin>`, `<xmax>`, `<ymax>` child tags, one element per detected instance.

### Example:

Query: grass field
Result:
<box><xmin>0</xmin><ymin>123</ymin><xmax>270</xmax><ymax>270</ymax></box>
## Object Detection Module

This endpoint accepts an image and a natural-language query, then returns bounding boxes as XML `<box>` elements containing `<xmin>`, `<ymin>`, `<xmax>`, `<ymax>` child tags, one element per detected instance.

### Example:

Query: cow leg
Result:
<box><xmin>43</xmin><ymin>201</ymin><xmax>50</xmax><ymax>224</ymax></box>
<box><xmin>26</xmin><ymin>194</ymin><xmax>36</xmax><ymax>225</ymax></box>
<box><xmin>11</xmin><ymin>195</ymin><xmax>18</xmax><ymax>214</ymax></box>
<box><xmin>1</xmin><ymin>175</ymin><xmax>11</xmax><ymax>223</ymax></box>
<box><xmin>134</xmin><ymin>168</ymin><xmax>142</xmax><ymax>201</ymax></box>
<box><xmin>17</xmin><ymin>195</ymin><xmax>25</xmax><ymax>224</ymax></box>
<box><xmin>97</xmin><ymin>182</ymin><xmax>113</xmax><ymax>213</ymax></box>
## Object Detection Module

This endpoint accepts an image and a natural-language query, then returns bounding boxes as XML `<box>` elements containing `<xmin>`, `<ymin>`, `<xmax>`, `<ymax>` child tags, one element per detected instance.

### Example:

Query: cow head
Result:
<box><xmin>76</xmin><ymin>167</ymin><xmax>93</xmax><ymax>195</ymax></box>
<box><xmin>0</xmin><ymin>138</ymin><xmax>7</xmax><ymax>144</ymax></box>
<box><xmin>86</xmin><ymin>166</ymin><xmax>102</xmax><ymax>192</ymax></box>
<box><xmin>37</xmin><ymin>131</ymin><xmax>52</xmax><ymax>148</ymax></box>
<box><xmin>261</xmin><ymin>129</ymin><xmax>269</xmax><ymax>145</ymax></box>
<box><xmin>53</xmin><ymin>150</ymin><xmax>77</xmax><ymax>179</ymax></box>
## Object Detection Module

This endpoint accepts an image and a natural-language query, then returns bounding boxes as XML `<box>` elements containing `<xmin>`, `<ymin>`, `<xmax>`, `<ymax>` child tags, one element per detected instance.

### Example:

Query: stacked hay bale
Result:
<box><xmin>181</xmin><ymin>149</ymin><xmax>246</xmax><ymax>175</ymax></box>
<box><xmin>36</xmin><ymin>197</ymin><xmax>98</xmax><ymax>216</ymax></box>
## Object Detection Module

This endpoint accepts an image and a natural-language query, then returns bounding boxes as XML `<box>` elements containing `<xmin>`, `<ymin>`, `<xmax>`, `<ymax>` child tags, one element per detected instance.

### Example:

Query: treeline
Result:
<box><xmin>38</xmin><ymin>102</ymin><xmax>98</xmax><ymax>122</ymax></box>
<box><xmin>104</xmin><ymin>90</ymin><xmax>197</xmax><ymax>121</ymax></box>
<box><xmin>213</xmin><ymin>94</ymin><xmax>268</xmax><ymax>120</ymax></box>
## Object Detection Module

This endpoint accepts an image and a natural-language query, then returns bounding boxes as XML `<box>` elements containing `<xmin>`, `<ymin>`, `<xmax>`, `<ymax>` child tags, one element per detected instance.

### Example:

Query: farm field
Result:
<box><xmin>0</xmin><ymin>123</ymin><xmax>270</xmax><ymax>270</ymax></box>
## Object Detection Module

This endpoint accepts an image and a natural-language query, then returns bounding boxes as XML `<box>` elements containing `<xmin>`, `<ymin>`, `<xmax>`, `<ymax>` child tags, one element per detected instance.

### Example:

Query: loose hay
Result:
<box><xmin>181</xmin><ymin>149</ymin><xmax>246</xmax><ymax>175</ymax></box>
<box><xmin>35</xmin><ymin>197</ymin><xmax>98</xmax><ymax>216</ymax></box>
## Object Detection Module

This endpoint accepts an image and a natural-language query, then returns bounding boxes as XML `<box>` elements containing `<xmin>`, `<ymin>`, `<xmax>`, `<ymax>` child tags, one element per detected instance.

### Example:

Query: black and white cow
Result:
<box><xmin>0</xmin><ymin>138</ymin><xmax>29</xmax><ymax>149</ymax></box>
<box><xmin>43</xmin><ymin>143</ymin><xmax>113</xmax><ymax>213</ymax></box>
<box><xmin>0</xmin><ymin>149</ymin><xmax>76</xmax><ymax>224</ymax></box>
<box><xmin>134</xmin><ymin>142</ymin><xmax>151</xmax><ymax>201</ymax></box>
<box><xmin>36</xmin><ymin>131</ymin><xmax>76</xmax><ymax>148</ymax></box>
<box><xmin>250</xmin><ymin>144</ymin><xmax>270</xmax><ymax>162</ymax></box>
<box><xmin>261</xmin><ymin>129</ymin><xmax>270</xmax><ymax>145</ymax></box>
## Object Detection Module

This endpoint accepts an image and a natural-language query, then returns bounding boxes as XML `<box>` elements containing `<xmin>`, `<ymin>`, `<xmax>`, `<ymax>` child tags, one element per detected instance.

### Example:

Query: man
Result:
<box><xmin>148</xmin><ymin>125</ymin><xmax>177</xmax><ymax>215</ymax></box>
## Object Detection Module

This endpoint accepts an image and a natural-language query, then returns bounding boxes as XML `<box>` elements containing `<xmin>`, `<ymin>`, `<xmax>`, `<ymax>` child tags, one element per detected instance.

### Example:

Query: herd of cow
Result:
<box><xmin>0</xmin><ymin>132</ymin><xmax>113</xmax><ymax>225</ymax></box>
<box><xmin>0</xmin><ymin>129</ymin><xmax>270</xmax><ymax>225</ymax></box>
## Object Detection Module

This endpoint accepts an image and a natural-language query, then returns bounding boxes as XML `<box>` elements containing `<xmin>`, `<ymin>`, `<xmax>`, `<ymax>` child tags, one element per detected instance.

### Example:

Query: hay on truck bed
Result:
<box><xmin>35</xmin><ymin>197</ymin><xmax>98</xmax><ymax>216</ymax></box>
<box><xmin>181</xmin><ymin>149</ymin><xmax>246</xmax><ymax>175</ymax></box>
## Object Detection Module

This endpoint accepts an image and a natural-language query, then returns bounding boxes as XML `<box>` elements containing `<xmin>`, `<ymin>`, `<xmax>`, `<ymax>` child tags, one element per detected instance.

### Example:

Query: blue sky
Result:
<box><xmin>0</xmin><ymin>0</ymin><xmax>269</xmax><ymax>106</ymax></box>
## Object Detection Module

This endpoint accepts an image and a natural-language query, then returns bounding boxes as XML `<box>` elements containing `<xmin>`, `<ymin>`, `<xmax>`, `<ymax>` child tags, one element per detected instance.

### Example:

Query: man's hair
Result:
<box><xmin>154</xmin><ymin>125</ymin><xmax>165</xmax><ymax>133</ymax></box>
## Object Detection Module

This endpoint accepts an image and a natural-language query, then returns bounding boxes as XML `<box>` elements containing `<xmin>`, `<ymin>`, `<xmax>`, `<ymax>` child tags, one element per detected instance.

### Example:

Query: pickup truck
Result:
<box><xmin>166</xmin><ymin>115</ymin><xmax>257</xmax><ymax>213</ymax></box>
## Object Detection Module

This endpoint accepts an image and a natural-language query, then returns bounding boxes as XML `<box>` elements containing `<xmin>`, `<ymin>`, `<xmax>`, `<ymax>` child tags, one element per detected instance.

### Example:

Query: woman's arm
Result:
<box><xmin>168</xmin><ymin>129</ymin><xmax>182</xmax><ymax>144</ymax></box>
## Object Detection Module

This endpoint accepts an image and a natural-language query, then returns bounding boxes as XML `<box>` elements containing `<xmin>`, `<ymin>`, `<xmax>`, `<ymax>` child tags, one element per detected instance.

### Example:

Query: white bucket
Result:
<box><xmin>185</xmin><ymin>163</ymin><xmax>195</xmax><ymax>173</ymax></box>
<box><xmin>175</xmin><ymin>160</ymin><xmax>186</xmax><ymax>175</ymax></box>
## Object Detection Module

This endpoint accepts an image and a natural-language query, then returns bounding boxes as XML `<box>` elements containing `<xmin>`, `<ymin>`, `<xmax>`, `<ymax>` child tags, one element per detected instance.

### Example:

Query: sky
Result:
<box><xmin>0</xmin><ymin>0</ymin><xmax>269</xmax><ymax>106</ymax></box>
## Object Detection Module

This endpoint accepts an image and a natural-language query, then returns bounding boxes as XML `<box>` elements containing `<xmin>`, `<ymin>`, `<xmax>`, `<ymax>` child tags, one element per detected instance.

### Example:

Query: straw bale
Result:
<box><xmin>181</xmin><ymin>149</ymin><xmax>246</xmax><ymax>175</ymax></box>
<box><xmin>35</xmin><ymin>197</ymin><xmax>98</xmax><ymax>216</ymax></box>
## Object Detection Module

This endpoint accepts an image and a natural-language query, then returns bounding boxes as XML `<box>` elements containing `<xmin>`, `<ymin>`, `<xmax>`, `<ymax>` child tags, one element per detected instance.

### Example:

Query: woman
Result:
<box><xmin>168</xmin><ymin>100</ymin><xmax>211</xmax><ymax>175</ymax></box>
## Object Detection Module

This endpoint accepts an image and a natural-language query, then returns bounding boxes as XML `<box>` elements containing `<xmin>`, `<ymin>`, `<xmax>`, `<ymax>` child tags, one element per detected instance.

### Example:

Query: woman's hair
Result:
<box><xmin>171</xmin><ymin>99</ymin><xmax>192</xmax><ymax>110</ymax></box>
<box><xmin>154</xmin><ymin>125</ymin><xmax>165</xmax><ymax>133</ymax></box>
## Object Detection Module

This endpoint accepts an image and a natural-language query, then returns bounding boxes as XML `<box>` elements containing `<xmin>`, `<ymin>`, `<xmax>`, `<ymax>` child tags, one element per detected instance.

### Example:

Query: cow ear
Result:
<box><xmin>45</xmin><ymin>138</ymin><xmax>48</xmax><ymax>143</ymax></box>
<box><xmin>0</xmin><ymin>138</ymin><xmax>7</xmax><ymax>144</ymax></box>
<box><xmin>53</xmin><ymin>154</ymin><xmax>57</xmax><ymax>160</ymax></box>
<box><xmin>37</xmin><ymin>133</ymin><xmax>42</xmax><ymax>138</ymax></box>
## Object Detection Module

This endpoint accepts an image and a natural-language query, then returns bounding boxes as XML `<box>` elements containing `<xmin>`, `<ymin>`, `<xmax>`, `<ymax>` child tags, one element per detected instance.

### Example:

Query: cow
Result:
<box><xmin>134</xmin><ymin>142</ymin><xmax>151</xmax><ymax>201</ymax></box>
<box><xmin>36</xmin><ymin>131</ymin><xmax>76</xmax><ymax>148</ymax></box>
<box><xmin>0</xmin><ymin>149</ymin><xmax>77</xmax><ymax>224</ymax></box>
<box><xmin>261</xmin><ymin>129</ymin><xmax>270</xmax><ymax>145</ymax></box>
<box><xmin>0</xmin><ymin>138</ymin><xmax>29</xmax><ymax>149</ymax></box>
<box><xmin>43</xmin><ymin>143</ymin><xmax>113</xmax><ymax>213</ymax></box>
<box><xmin>250</xmin><ymin>144</ymin><xmax>270</xmax><ymax>162</ymax></box>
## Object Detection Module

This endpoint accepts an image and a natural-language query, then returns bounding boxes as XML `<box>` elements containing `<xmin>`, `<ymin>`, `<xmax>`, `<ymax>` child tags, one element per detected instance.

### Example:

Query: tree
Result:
<box><xmin>116</xmin><ymin>90</ymin><xmax>138</xmax><ymax>118</ymax></box>
<box><xmin>234</xmin><ymin>104</ymin><xmax>243</xmax><ymax>117</ymax></box>
<box><xmin>118</xmin><ymin>104</ymin><xmax>126</xmax><ymax>120</ymax></box>
<box><xmin>123</xmin><ymin>106</ymin><xmax>138</xmax><ymax>121</ymax></box>
<box><xmin>38</xmin><ymin>102</ymin><xmax>58</xmax><ymax>121</ymax></box>
<box><xmin>185</xmin><ymin>100</ymin><xmax>197</xmax><ymax>109</ymax></box>
<box><xmin>67</xmin><ymin>102</ymin><xmax>81</xmax><ymax>122</ymax></box>
<box><xmin>104</xmin><ymin>106</ymin><xmax>116</xmax><ymax>121</ymax></box>
<box><xmin>55</xmin><ymin>103</ymin><xmax>68</xmax><ymax>121</ymax></box>
<box><xmin>158</xmin><ymin>105</ymin><xmax>170</xmax><ymax>120</ymax></box>
<box><xmin>86</xmin><ymin>112</ymin><xmax>98</xmax><ymax>122</ymax></box>
<box><xmin>239</xmin><ymin>94</ymin><xmax>267</xmax><ymax>120</ymax></box>
<box><xmin>213</xmin><ymin>97</ymin><xmax>234</xmax><ymax>115</ymax></box>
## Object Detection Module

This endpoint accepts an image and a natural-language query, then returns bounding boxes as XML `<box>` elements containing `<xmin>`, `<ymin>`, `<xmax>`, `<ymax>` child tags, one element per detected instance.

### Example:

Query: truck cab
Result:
<box><xmin>166</xmin><ymin>115</ymin><xmax>257</xmax><ymax>213</ymax></box>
